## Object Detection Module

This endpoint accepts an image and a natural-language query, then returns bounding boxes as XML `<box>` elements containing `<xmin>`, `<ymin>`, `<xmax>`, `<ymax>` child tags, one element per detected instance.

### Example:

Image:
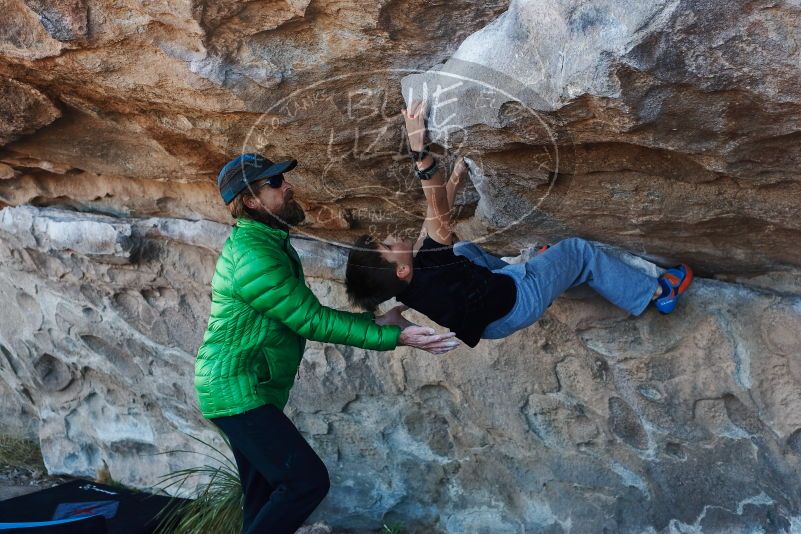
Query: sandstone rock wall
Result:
<box><xmin>1</xmin><ymin>0</ymin><xmax>801</xmax><ymax>532</ymax></box>
<box><xmin>401</xmin><ymin>0</ymin><xmax>801</xmax><ymax>278</ymax></box>
<box><xmin>1</xmin><ymin>205</ymin><xmax>799</xmax><ymax>532</ymax></box>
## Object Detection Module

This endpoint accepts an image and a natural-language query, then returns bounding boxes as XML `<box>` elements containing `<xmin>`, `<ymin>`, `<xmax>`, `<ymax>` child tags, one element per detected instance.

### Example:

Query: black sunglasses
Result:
<box><xmin>250</xmin><ymin>174</ymin><xmax>284</xmax><ymax>191</ymax></box>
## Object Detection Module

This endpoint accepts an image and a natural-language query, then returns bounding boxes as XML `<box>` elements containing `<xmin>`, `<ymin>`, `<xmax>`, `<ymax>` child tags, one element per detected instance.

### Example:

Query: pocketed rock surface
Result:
<box><xmin>0</xmin><ymin>206</ymin><xmax>798</xmax><ymax>532</ymax></box>
<box><xmin>1</xmin><ymin>0</ymin><xmax>801</xmax><ymax>531</ymax></box>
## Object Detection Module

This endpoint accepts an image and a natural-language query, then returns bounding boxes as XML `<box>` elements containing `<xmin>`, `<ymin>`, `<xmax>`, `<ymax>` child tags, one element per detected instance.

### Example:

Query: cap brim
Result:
<box><xmin>251</xmin><ymin>159</ymin><xmax>297</xmax><ymax>181</ymax></box>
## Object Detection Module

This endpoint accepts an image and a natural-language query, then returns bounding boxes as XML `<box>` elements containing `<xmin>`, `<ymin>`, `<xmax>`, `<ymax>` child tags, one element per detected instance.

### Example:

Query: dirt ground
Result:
<box><xmin>0</xmin><ymin>465</ymin><xmax>72</xmax><ymax>501</ymax></box>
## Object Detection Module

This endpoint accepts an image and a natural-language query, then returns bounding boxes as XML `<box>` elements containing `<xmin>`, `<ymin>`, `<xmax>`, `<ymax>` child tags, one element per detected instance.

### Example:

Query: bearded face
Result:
<box><xmin>246</xmin><ymin>196</ymin><xmax>306</xmax><ymax>230</ymax></box>
<box><xmin>273</xmin><ymin>198</ymin><xmax>306</xmax><ymax>227</ymax></box>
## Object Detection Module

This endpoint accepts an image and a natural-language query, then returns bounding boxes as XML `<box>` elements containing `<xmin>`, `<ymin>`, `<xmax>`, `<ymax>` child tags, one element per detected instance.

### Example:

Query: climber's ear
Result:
<box><xmin>396</xmin><ymin>262</ymin><xmax>412</xmax><ymax>281</ymax></box>
<box><xmin>242</xmin><ymin>193</ymin><xmax>260</xmax><ymax>210</ymax></box>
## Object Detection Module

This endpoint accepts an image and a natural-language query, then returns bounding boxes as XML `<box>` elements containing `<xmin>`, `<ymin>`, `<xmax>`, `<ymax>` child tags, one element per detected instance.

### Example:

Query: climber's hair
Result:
<box><xmin>227</xmin><ymin>191</ymin><xmax>252</xmax><ymax>220</ymax></box>
<box><xmin>345</xmin><ymin>234</ymin><xmax>409</xmax><ymax>314</ymax></box>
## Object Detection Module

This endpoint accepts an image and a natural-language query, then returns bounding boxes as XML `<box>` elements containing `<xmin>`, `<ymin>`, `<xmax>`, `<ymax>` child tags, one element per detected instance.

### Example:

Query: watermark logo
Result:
<box><xmin>239</xmin><ymin>61</ymin><xmax>571</xmax><ymax>251</ymax></box>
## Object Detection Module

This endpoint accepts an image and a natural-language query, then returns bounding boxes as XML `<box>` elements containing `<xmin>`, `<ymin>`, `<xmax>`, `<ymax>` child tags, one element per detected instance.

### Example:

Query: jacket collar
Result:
<box><xmin>236</xmin><ymin>217</ymin><xmax>289</xmax><ymax>240</ymax></box>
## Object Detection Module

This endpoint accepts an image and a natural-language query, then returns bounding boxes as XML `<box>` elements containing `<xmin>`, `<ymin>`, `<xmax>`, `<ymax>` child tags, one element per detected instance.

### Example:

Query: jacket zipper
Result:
<box><xmin>284</xmin><ymin>238</ymin><xmax>304</xmax><ymax>380</ymax></box>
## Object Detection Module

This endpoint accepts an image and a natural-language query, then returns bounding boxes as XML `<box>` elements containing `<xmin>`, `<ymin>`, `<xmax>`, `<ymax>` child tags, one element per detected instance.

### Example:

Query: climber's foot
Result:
<box><xmin>654</xmin><ymin>264</ymin><xmax>693</xmax><ymax>314</ymax></box>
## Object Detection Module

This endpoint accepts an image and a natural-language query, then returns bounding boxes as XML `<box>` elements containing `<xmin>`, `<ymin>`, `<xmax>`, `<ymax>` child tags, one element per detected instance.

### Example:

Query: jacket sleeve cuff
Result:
<box><xmin>380</xmin><ymin>325</ymin><xmax>402</xmax><ymax>350</ymax></box>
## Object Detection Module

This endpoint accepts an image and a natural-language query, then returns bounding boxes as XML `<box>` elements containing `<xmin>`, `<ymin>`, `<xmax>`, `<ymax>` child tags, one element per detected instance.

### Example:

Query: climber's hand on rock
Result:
<box><xmin>402</xmin><ymin>99</ymin><xmax>428</xmax><ymax>152</ymax></box>
<box><xmin>451</xmin><ymin>156</ymin><xmax>468</xmax><ymax>185</ymax></box>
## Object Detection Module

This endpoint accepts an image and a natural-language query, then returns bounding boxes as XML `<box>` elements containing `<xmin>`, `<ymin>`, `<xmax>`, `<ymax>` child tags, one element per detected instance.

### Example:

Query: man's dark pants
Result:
<box><xmin>212</xmin><ymin>403</ymin><xmax>330</xmax><ymax>534</ymax></box>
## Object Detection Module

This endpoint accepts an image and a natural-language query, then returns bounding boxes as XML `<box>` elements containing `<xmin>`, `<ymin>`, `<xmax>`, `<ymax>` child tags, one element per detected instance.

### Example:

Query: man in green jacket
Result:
<box><xmin>195</xmin><ymin>154</ymin><xmax>457</xmax><ymax>534</ymax></box>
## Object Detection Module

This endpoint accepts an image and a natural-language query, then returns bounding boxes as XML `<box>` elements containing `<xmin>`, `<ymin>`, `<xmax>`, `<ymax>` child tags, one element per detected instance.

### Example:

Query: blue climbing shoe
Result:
<box><xmin>654</xmin><ymin>264</ymin><xmax>694</xmax><ymax>314</ymax></box>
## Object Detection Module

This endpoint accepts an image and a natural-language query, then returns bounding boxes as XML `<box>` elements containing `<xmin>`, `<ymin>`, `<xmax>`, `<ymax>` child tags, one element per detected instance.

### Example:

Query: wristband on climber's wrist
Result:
<box><xmin>409</xmin><ymin>145</ymin><xmax>430</xmax><ymax>162</ymax></box>
<box><xmin>414</xmin><ymin>156</ymin><xmax>438</xmax><ymax>180</ymax></box>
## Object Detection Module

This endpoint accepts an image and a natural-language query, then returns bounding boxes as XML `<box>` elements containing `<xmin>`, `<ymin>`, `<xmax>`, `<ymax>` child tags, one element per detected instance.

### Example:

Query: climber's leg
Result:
<box><xmin>527</xmin><ymin>237</ymin><xmax>659</xmax><ymax>315</ymax></box>
<box><xmin>453</xmin><ymin>241</ymin><xmax>509</xmax><ymax>270</ymax></box>
<box><xmin>483</xmin><ymin>238</ymin><xmax>661</xmax><ymax>339</ymax></box>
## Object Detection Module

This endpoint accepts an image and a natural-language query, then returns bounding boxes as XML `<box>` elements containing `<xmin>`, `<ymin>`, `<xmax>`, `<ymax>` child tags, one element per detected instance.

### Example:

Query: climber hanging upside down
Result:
<box><xmin>345</xmin><ymin>100</ymin><xmax>694</xmax><ymax>348</ymax></box>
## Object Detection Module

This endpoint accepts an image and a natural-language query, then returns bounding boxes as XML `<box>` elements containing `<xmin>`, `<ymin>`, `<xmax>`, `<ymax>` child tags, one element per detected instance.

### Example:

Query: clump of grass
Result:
<box><xmin>0</xmin><ymin>435</ymin><xmax>45</xmax><ymax>472</ymax></box>
<box><xmin>95</xmin><ymin>460</ymin><xmax>137</xmax><ymax>492</ymax></box>
<box><xmin>153</xmin><ymin>434</ymin><xmax>242</xmax><ymax>534</ymax></box>
<box><xmin>382</xmin><ymin>521</ymin><xmax>408</xmax><ymax>534</ymax></box>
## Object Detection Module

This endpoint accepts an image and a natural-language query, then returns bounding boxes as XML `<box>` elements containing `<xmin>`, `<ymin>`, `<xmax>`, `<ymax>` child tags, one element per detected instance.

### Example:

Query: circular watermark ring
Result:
<box><xmin>237</xmin><ymin>65</ymin><xmax>570</xmax><ymax>253</ymax></box>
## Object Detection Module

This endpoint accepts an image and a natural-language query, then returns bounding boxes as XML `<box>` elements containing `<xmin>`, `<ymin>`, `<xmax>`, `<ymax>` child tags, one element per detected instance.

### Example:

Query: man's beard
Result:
<box><xmin>245</xmin><ymin>199</ymin><xmax>305</xmax><ymax>231</ymax></box>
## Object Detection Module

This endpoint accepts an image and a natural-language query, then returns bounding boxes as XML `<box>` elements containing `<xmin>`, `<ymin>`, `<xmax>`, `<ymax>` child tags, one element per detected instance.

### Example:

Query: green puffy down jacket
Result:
<box><xmin>195</xmin><ymin>217</ymin><xmax>401</xmax><ymax>418</ymax></box>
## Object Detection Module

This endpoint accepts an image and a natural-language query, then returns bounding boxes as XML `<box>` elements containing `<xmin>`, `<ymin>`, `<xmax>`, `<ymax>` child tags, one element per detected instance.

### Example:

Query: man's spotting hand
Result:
<box><xmin>399</xmin><ymin>326</ymin><xmax>459</xmax><ymax>355</ymax></box>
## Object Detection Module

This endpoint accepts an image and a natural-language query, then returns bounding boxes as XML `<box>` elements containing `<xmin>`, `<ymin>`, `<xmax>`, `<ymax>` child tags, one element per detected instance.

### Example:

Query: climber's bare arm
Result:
<box><xmin>402</xmin><ymin>100</ymin><xmax>453</xmax><ymax>247</ymax></box>
<box><xmin>446</xmin><ymin>156</ymin><xmax>468</xmax><ymax>211</ymax></box>
<box><xmin>419</xmin><ymin>162</ymin><xmax>450</xmax><ymax>245</ymax></box>
<box><xmin>416</xmin><ymin>157</ymin><xmax>467</xmax><ymax>244</ymax></box>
